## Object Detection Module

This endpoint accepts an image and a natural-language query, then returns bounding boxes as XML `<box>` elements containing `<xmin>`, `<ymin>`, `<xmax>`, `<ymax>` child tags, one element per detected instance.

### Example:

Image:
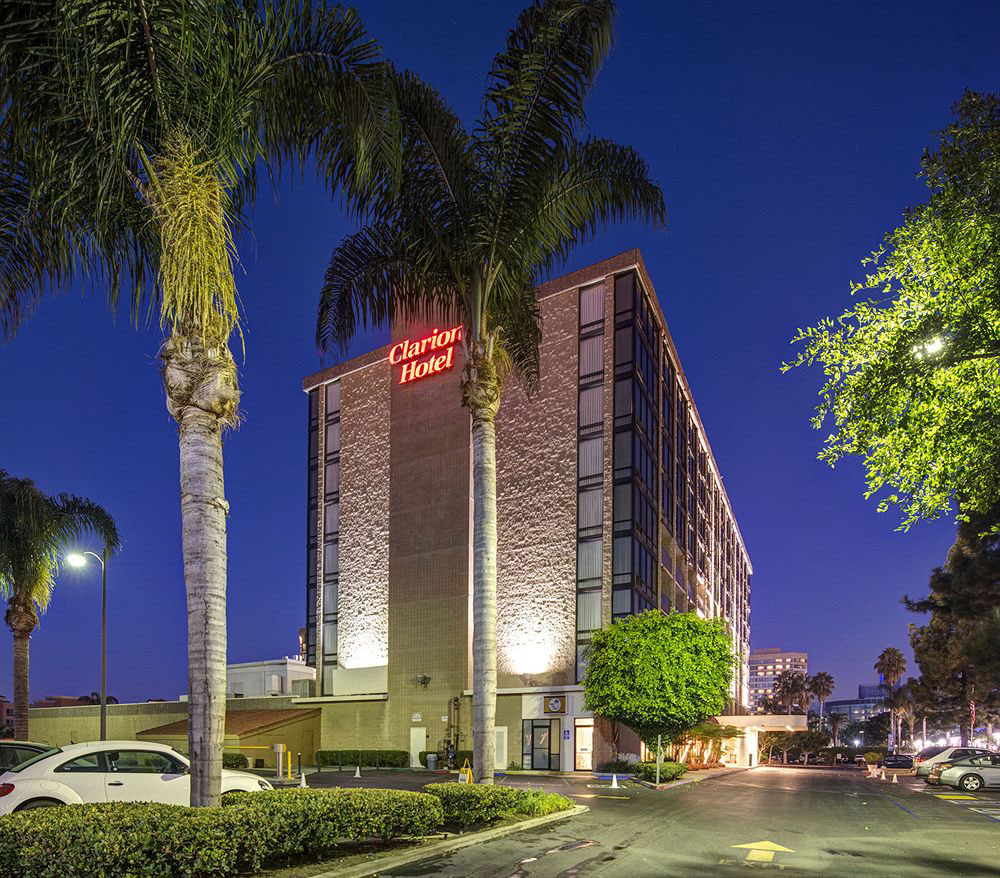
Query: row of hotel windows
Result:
<box><xmin>575</xmin><ymin>271</ymin><xmax>751</xmax><ymax>681</ymax></box>
<box><xmin>306</xmin><ymin>382</ymin><xmax>342</xmax><ymax>689</ymax></box>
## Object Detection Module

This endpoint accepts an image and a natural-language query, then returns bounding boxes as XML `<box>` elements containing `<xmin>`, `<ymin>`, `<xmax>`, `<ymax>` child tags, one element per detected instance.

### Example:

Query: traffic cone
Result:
<box><xmin>611</xmin><ymin>774</ymin><xmax>619</xmax><ymax>789</ymax></box>
<box><xmin>354</xmin><ymin>765</ymin><xmax>361</xmax><ymax>779</ymax></box>
<box><xmin>892</xmin><ymin>773</ymin><xmax>898</xmax><ymax>784</ymax></box>
<box><xmin>300</xmin><ymin>772</ymin><xmax>308</xmax><ymax>788</ymax></box>
<box><xmin>880</xmin><ymin>770</ymin><xmax>886</xmax><ymax>780</ymax></box>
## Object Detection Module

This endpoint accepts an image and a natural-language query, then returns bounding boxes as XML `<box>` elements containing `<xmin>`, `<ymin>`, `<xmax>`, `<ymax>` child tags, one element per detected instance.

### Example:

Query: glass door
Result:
<box><xmin>522</xmin><ymin>719</ymin><xmax>561</xmax><ymax>770</ymax></box>
<box><xmin>575</xmin><ymin>718</ymin><xmax>594</xmax><ymax>771</ymax></box>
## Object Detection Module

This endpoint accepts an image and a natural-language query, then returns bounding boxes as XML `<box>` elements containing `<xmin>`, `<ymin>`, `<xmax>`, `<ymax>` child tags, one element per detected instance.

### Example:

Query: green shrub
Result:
<box><xmin>864</xmin><ymin>751</ymin><xmax>884</xmax><ymax>765</ymax></box>
<box><xmin>633</xmin><ymin>761</ymin><xmax>688</xmax><ymax>783</ymax></box>
<box><xmin>423</xmin><ymin>782</ymin><xmax>571</xmax><ymax>830</ymax></box>
<box><xmin>596</xmin><ymin>759</ymin><xmax>634</xmax><ymax>774</ymax></box>
<box><xmin>222</xmin><ymin>752</ymin><xmax>249</xmax><ymax>769</ymax></box>
<box><xmin>417</xmin><ymin>750</ymin><xmax>473</xmax><ymax>768</ymax></box>
<box><xmin>317</xmin><ymin>749</ymin><xmax>409</xmax><ymax>768</ymax></box>
<box><xmin>0</xmin><ymin>789</ymin><xmax>443</xmax><ymax>877</ymax></box>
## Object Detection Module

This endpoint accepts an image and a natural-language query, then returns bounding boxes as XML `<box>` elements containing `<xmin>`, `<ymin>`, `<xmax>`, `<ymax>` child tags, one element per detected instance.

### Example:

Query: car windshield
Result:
<box><xmin>917</xmin><ymin>747</ymin><xmax>946</xmax><ymax>758</ymax></box>
<box><xmin>6</xmin><ymin>747</ymin><xmax>61</xmax><ymax>772</ymax></box>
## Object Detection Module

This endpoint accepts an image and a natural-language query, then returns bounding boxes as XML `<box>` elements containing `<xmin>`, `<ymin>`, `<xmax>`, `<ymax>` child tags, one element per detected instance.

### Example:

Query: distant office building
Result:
<box><xmin>827</xmin><ymin>681</ymin><xmax>895</xmax><ymax>725</ymax></box>
<box><xmin>748</xmin><ymin>647</ymin><xmax>808</xmax><ymax>713</ymax></box>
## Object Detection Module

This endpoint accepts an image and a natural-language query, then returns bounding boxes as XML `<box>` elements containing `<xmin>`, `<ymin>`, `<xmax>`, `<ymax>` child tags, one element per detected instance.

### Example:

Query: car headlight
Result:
<box><xmin>257</xmin><ymin>779</ymin><xmax>272</xmax><ymax>790</ymax></box>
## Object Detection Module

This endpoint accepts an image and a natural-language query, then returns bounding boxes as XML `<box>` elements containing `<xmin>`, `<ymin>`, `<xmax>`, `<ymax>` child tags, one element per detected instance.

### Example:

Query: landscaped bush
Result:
<box><xmin>596</xmin><ymin>758</ymin><xmax>634</xmax><ymax>774</ymax></box>
<box><xmin>632</xmin><ymin>761</ymin><xmax>688</xmax><ymax>783</ymax></box>
<box><xmin>317</xmin><ymin>749</ymin><xmax>410</xmax><ymax>768</ymax></box>
<box><xmin>423</xmin><ymin>782</ymin><xmax>572</xmax><ymax>830</ymax></box>
<box><xmin>0</xmin><ymin>789</ymin><xmax>443</xmax><ymax>877</ymax></box>
<box><xmin>864</xmin><ymin>751</ymin><xmax>884</xmax><ymax>765</ymax></box>
<box><xmin>222</xmin><ymin>752</ymin><xmax>249</xmax><ymax>769</ymax></box>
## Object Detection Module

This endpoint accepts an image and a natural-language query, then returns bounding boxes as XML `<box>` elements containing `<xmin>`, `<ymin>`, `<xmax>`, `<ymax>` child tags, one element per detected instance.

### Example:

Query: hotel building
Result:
<box><xmin>301</xmin><ymin>250</ymin><xmax>752</xmax><ymax>770</ymax></box>
<box><xmin>748</xmin><ymin>647</ymin><xmax>809</xmax><ymax>713</ymax></box>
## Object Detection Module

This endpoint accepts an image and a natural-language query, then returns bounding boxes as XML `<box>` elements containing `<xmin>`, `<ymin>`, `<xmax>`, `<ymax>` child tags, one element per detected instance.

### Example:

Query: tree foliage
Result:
<box><xmin>583</xmin><ymin>611</ymin><xmax>734</xmax><ymax>744</ymax></box>
<box><xmin>783</xmin><ymin>91</ymin><xmax>1000</xmax><ymax>528</ymax></box>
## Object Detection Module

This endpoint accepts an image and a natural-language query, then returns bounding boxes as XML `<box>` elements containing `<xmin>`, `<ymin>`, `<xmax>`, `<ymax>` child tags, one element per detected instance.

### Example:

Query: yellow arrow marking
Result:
<box><xmin>733</xmin><ymin>841</ymin><xmax>796</xmax><ymax>853</ymax></box>
<box><xmin>936</xmin><ymin>794</ymin><xmax>977</xmax><ymax>800</ymax></box>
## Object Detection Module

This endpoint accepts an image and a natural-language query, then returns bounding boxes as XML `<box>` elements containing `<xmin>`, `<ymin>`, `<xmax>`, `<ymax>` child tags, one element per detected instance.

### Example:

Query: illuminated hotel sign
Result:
<box><xmin>388</xmin><ymin>326</ymin><xmax>463</xmax><ymax>385</ymax></box>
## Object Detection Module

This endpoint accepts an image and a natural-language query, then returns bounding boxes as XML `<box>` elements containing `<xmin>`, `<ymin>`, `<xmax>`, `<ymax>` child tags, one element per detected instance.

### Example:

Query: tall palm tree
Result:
<box><xmin>316</xmin><ymin>0</ymin><xmax>664</xmax><ymax>782</ymax></box>
<box><xmin>808</xmin><ymin>671</ymin><xmax>835</xmax><ymax>724</ymax></box>
<box><xmin>875</xmin><ymin>647</ymin><xmax>907</xmax><ymax>752</ymax></box>
<box><xmin>0</xmin><ymin>471</ymin><xmax>119</xmax><ymax>739</ymax></box>
<box><xmin>1</xmin><ymin>0</ymin><xmax>392</xmax><ymax>805</ymax></box>
<box><xmin>773</xmin><ymin>670</ymin><xmax>808</xmax><ymax>713</ymax></box>
<box><xmin>828</xmin><ymin>712</ymin><xmax>847</xmax><ymax>747</ymax></box>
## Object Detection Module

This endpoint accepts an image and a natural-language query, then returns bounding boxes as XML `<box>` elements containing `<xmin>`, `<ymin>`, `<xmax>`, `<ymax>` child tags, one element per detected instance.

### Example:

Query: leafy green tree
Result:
<box><xmin>583</xmin><ymin>611</ymin><xmax>733</xmax><ymax>750</ymax></box>
<box><xmin>808</xmin><ymin>671</ymin><xmax>835</xmax><ymax>723</ymax></box>
<box><xmin>316</xmin><ymin>0</ymin><xmax>664</xmax><ymax>782</ymax></box>
<box><xmin>1</xmin><ymin>0</ymin><xmax>390</xmax><ymax>805</ymax></box>
<box><xmin>0</xmin><ymin>470</ymin><xmax>119</xmax><ymax>738</ymax></box>
<box><xmin>783</xmin><ymin>91</ymin><xmax>1000</xmax><ymax>529</ymax></box>
<box><xmin>862</xmin><ymin>711</ymin><xmax>892</xmax><ymax>746</ymax></box>
<box><xmin>797</xmin><ymin>730</ymin><xmax>831</xmax><ymax>766</ymax></box>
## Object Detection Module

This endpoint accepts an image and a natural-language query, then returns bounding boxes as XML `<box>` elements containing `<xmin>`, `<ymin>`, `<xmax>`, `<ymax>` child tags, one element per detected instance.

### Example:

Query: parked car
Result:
<box><xmin>0</xmin><ymin>741</ymin><xmax>272</xmax><ymax>813</ymax></box>
<box><xmin>0</xmin><ymin>741</ymin><xmax>50</xmax><ymax>772</ymax></box>
<box><xmin>915</xmin><ymin>746</ymin><xmax>994</xmax><ymax>781</ymax></box>
<box><xmin>931</xmin><ymin>753</ymin><xmax>1000</xmax><ymax>792</ymax></box>
<box><xmin>877</xmin><ymin>753</ymin><xmax>914</xmax><ymax>770</ymax></box>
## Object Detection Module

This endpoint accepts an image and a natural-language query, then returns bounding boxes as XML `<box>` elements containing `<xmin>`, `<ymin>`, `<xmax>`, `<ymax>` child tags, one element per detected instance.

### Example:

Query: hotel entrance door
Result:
<box><xmin>521</xmin><ymin>718</ymin><xmax>561</xmax><ymax>770</ymax></box>
<box><xmin>575</xmin><ymin>718</ymin><xmax>594</xmax><ymax>770</ymax></box>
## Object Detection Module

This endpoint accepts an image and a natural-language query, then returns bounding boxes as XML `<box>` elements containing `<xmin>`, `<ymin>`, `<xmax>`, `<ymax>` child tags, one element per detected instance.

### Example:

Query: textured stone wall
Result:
<box><xmin>496</xmin><ymin>286</ymin><xmax>578</xmax><ymax>686</ymax></box>
<box><xmin>338</xmin><ymin>361</ymin><xmax>391</xmax><ymax>668</ymax></box>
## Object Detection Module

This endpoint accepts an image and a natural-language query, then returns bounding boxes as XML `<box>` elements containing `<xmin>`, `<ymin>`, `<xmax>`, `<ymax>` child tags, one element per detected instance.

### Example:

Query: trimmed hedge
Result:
<box><xmin>596</xmin><ymin>759</ymin><xmax>634</xmax><ymax>774</ymax></box>
<box><xmin>633</xmin><ymin>761</ymin><xmax>688</xmax><ymax>783</ymax></box>
<box><xmin>222</xmin><ymin>752</ymin><xmax>249</xmax><ymax>769</ymax></box>
<box><xmin>0</xmin><ymin>788</ymin><xmax>443</xmax><ymax>877</ymax></box>
<box><xmin>417</xmin><ymin>750</ymin><xmax>473</xmax><ymax>769</ymax></box>
<box><xmin>317</xmin><ymin>749</ymin><xmax>409</xmax><ymax>768</ymax></box>
<box><xmin>423</xmin><ymin>782</ymin><xmax>572</xmax><ymax>830</ymax></box>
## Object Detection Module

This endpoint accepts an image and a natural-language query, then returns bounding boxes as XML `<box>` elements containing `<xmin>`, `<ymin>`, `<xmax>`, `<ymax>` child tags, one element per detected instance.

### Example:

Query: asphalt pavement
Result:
<box><xmin>313</xmin><ymin>766</ymin><xmax>1000</xmax><ymax>877</ymax></box>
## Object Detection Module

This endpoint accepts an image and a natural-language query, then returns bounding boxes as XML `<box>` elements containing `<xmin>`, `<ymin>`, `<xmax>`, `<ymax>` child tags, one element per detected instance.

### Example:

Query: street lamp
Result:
<box><xmin>65</xmin><ymin>549</ymin><xmax>109</xmax><ymax>741</ymax></box>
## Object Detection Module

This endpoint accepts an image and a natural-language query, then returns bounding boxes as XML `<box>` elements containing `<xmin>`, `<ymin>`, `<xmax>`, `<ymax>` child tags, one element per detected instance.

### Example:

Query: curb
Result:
<box><xmin>636</xmin><ymin>766</ymin><xmax>754</xmax><ymax>792</ymax></box>
<box><xmin>303</xmin><ymin>804</ymin><xmax>589</xmax><ymax>878</ymax></box>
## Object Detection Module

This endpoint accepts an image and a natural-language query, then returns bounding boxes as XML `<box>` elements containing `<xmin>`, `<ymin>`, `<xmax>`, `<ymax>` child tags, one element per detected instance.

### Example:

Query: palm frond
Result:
<box><xmin>317</xmin><ymin>222</ymin><xmax>458</xmax><ymax>355</ymax></box>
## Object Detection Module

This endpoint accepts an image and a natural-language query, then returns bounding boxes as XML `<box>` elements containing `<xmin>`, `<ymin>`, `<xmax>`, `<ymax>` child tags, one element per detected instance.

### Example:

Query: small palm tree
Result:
<box><xmin>316</xmin><ymin>0</ymin><xmax>663</xmax><ymax>781</ymax></box>
<box><xmin>773</xmin><ymin>670</ymin><xmax>808</xmax><ymax>713</ymax></box>
<box><xmin>0</xmin><ymin>471</ymin><xmax>119</xmax><ymax>739</ymax></box>
<box><xmin>875</xmin><ymin>647</ymin><xmax>907</xmax><ymax>752</ymax></box>
<box><xmin>2</xmin><ymin>1</ymin><xmax>391</xmax><ymax>805</ymax></box>
<box><xmin>808</xmin><ymin>671</ymin><xmax>835</xmax><ymax>724</ymax></box>
<box><xmin>828</xmin><ymin>712</ymin><xmax>847</xmax><ymax>747</ymax></box>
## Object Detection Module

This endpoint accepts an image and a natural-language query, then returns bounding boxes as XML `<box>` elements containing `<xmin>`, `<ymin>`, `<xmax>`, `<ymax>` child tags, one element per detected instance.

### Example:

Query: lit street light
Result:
<box><xmin>65</xmin><ymin>549</ymin><xmax>110</xmax><ymax>741</ymax></box>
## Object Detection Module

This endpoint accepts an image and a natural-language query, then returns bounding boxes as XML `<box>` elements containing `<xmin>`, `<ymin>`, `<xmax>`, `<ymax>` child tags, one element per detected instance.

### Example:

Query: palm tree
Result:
<box><xmin>0</xmin><ymin>471</ymin><xmax>119</xmax><ymax>739</ymax></box>
<box><xmin>808</xmin><ymin>671</ymin><xmax>835</xmax><ymax>725</ymax></box>
<box><xmin>315</xmin><ymin>0</ymin><xmax>663</xmax><ymax>782</ymax></box>
<box><xmin>773</xmin><ymin>670</ymin><xmax>808</xmax><ymax>713</ymax></box>
<box><xmin>2</xmin><ymin>1</ymin><xmax>391</xmax><ymax>805</ymax></box>
<box><xmin>875</xmin><ymin>647</ymin><xmax>907</xmax><ymax>752</ymax></box>
<box><xmin>828</xmin><ymin>712</ymin><xmax>847</xmax><ymax>747</ymax></box>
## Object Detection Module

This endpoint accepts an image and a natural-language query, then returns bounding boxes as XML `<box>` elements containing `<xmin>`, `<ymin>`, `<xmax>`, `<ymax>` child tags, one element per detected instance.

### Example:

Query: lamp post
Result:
<box><xmin>66</xmin><ymin>549</ymin><xmax>109</xmax><ymax>740</ymax></box>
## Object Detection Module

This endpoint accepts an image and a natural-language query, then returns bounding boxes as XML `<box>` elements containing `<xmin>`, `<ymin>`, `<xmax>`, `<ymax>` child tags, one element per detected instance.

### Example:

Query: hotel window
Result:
<box><xmin>305</xmin><ymin>388</ymin><xmax>319</xmax><ymax>666</ymax></box>
<box><xmin>576</xmin><ymin>283</ymin><xmax>606</xmax><ymax>682</ymax></box>
<box><xmin>320</xmin><ymin>380</ymin><xmax>341</xmax><ymax>682</ymax></box>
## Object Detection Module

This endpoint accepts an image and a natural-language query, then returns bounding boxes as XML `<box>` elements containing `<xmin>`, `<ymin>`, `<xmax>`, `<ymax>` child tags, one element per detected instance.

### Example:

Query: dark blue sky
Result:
<box><xmin>2</xmin><ymin>1</ymin><xmax>998</xmax><ymax>704</ymax></box>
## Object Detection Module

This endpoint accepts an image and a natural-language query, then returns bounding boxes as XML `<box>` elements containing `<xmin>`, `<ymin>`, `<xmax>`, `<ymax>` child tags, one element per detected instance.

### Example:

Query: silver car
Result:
<box><xmin>933</xmin><ymin>753</ymin><xmax>1000</xmax><ymax>792</ymax></box>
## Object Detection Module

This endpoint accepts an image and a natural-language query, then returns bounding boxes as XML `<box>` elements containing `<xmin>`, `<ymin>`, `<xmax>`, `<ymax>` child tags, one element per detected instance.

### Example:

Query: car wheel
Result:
<box><xmin>16</xmin><ymin>798</ymin><xmax>63</xmax><ymax>811</ymax></box>
<box><xmin>960</xmin><ymin>775</ymin><xmax>984</xmax><ymax>792</ymax></box>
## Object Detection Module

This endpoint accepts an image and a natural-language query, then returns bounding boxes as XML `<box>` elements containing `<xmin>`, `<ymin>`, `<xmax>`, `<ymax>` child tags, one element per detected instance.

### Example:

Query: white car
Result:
<box><xmin>0</xmin><ymin>741</ymin><xmax>272</xmax><ymax>813</ymax></box>
<box><xmin>914</xmin><ymin>745</ymin><xmax>993</xmax><ymax>781</ymax></box>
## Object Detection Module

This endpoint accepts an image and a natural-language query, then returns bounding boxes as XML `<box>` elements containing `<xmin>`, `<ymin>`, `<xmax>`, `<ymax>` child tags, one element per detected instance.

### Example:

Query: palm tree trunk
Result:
<box><xmin>470</xmin><ymin>406</ymin><xmax>497</xmax><ymax>784</ymax></box>
<box><xmin>162</xmin><ymin>334</ymin><xmax>238</xmax><ymax>806</ymax></box>
<box><xmin>6</xmin><ymin>602</ymin><xmax>36</xmax><ymax>740</ymax></box>
<box><xmin>462</xmin><ymin>331</ymin><xmax>501</xmax><ymax>786</ymax></box>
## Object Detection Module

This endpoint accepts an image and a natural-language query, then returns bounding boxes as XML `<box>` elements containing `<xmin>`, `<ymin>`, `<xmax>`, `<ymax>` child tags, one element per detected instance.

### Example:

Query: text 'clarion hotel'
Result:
<box><xmin>302</xmin><ymin>250</ymin><xmax>752</xmax><ymax>770</ymax></box>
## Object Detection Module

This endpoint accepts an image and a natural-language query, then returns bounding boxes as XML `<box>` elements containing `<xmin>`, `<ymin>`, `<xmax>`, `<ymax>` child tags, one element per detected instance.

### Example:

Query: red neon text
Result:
<box><xmin>389</xmin><ymin>326</ymin><xmax>462</xmax><ymax>385</ymax></box>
